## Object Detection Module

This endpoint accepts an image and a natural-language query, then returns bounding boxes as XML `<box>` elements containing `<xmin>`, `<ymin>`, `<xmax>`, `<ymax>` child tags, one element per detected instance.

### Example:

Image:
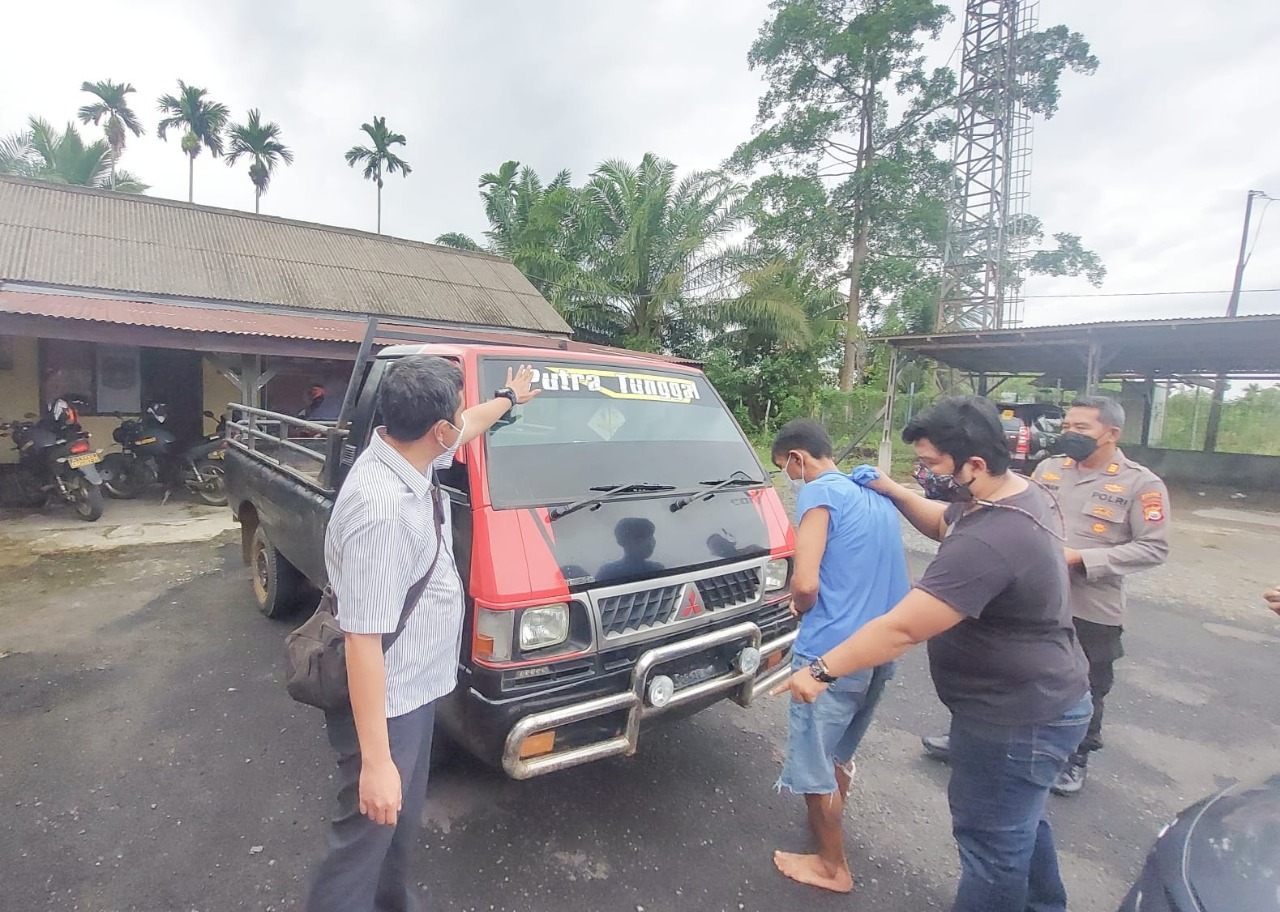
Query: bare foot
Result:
<box><xmin>773</xmin><ymin>851</ymin><xmax>854</xmax><ymax>893</ymax></box>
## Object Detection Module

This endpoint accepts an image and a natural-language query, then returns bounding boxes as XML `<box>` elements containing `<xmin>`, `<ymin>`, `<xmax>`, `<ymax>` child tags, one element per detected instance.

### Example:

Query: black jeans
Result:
<box><xmin>1071</xmin><ymin>618</ymin><xmax>1123</xmax><ymax>766</ymax></box>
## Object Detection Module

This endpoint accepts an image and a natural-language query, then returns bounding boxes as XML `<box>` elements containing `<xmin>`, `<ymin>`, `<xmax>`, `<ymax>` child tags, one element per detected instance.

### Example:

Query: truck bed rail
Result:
<box><xmin>225</xmin><ymin>404</ymin><xmax>348</xmax><ymax>492</ymax></box>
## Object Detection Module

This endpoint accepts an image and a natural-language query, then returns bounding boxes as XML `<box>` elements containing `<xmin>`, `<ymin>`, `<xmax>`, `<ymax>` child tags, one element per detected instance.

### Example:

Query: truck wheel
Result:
<box><xmin>251</xmin><ymin>526</ymin><xmax>305</xmax><ymax>619</ymax></box>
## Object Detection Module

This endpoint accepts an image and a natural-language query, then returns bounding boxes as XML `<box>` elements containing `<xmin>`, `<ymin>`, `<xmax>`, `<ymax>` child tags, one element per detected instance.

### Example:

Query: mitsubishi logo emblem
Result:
<box><xmin>678</xmin><ymin>585</ymin><xmax>704</xmax><ymax>619</ymax></box>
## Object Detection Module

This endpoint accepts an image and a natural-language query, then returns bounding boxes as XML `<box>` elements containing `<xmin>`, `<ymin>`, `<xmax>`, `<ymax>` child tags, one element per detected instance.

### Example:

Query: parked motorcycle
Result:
<box><xmin>99</xmin><ymin>404</ymin><xmax>228</xmax><ymax>506</ymax></box>
<box><xmin>0</xmin><ymin>398</ymin><xmax>106</xmax><ymax>521</ymax></box>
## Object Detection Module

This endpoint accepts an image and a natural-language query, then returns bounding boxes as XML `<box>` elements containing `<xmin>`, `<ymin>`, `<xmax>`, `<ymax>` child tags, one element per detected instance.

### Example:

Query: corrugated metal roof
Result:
<box><xmin>0</xmin><ymin>289</ymin><xmax>702</xmax><ymax>368</ymax></box>
<box><xmin>0</xmin><ymin>176</ymin><xmax>572</xmax><ymax>336</ymax></box>
<box><xmin>875</xmin><ymin>313</ymin><xmax>1280</xmax><ymax>378</ymax></box>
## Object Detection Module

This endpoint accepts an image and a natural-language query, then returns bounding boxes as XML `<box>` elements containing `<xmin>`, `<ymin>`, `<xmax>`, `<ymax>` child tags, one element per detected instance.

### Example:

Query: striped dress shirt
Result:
<box><xmin>325</xmin><ymin>428</ymin><xmax>463</xmax><ymax>718</ymax></box>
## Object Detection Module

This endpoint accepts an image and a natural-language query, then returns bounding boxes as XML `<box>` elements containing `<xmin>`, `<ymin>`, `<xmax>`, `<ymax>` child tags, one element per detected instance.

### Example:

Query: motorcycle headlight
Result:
<box><xmin>519</xmin><ymin>604</ymin><xmax>570</xmax><ymax>651</ymax></box>
<box><xmin>764</xmin><ymin>558</ymin><xmax>790</xmax><ymax>593</ymax></box>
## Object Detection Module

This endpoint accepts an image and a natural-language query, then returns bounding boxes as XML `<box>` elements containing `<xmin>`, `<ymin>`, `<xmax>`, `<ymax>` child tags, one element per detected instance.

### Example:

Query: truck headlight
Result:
<box><xmin>519</xmin><ymin>604</ymin><xmax>570</xmax><ymax>651</ymax></box>
<box><xmin>764</xmin><ymin>558</ymin><xmax>790</xmax><ymax>592</ymax></box>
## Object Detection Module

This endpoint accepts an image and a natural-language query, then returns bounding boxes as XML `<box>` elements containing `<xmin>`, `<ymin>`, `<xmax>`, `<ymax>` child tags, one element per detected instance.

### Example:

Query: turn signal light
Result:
<box><xmin>519</xmin><ymin>730</ymin><xmax>556</xmax><ymax>758</ymax></box>
<box><xmin>763</xmin><ymin>651</ymin><xmax>785</xmax><ymax>671</ymax></box>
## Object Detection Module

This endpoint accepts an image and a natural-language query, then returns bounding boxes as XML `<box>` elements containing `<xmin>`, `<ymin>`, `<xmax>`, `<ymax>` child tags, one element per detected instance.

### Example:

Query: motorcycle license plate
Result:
<box><xmin>67</xmin><ymin>452</ymin><xmax>101</xmax><ymax>469</ymax></box>
<box><xmin>207</xmin><ymin>450</ymin><xmax>225</xmax><ymax>460</ymax></box>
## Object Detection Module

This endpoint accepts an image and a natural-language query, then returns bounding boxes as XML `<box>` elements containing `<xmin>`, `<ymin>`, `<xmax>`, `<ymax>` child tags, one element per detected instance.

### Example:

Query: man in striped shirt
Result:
<box><xmin>306</xmin><ymin>355</ymin><xmax>538</xmax><ymax>912</ymax></box>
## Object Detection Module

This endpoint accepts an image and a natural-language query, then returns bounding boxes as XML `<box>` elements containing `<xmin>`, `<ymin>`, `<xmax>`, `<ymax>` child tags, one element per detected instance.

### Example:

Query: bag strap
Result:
<box><xmin>382</xmin><ymin>480</ymin><xmax>446</xmax><ymax>653</ymax></box>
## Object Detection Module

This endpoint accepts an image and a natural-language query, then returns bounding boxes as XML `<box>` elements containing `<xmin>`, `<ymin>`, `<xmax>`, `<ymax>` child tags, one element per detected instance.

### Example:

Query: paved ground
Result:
<box><xmin>1</xmin><ymin>486</ymin><xmax>1277</xmax><ymax>912</ymax></box>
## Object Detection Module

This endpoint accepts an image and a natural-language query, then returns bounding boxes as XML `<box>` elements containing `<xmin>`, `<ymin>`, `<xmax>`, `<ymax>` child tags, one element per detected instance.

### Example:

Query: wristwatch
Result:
<box><xmin>808</xmin><ymin>657</ymin><xmax>837</xmax><ymax>684</ymax></box>
<box><xmin>494</xmin><ymin>387</ymin><xmax>518</xmax><ymax>409</ymax></box>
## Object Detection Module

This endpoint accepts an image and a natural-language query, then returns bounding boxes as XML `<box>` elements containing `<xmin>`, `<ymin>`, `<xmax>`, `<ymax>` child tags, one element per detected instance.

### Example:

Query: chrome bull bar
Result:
<box><xmin>502</xmin><ymin>621</ymin><xmax>798</xmax><ymax>779</ymax></box>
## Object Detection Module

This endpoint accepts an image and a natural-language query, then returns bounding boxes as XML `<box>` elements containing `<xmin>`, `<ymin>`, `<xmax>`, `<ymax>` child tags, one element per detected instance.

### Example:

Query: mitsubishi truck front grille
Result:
<box><xmin>599</xmin><ymin>585</ymin><xmax>683</xmax><ymax>637</ymax></box>
<box><xmin>696</xmin><ymin>567</ymin><xmax>762</xmax><ymax>611</ymax></box>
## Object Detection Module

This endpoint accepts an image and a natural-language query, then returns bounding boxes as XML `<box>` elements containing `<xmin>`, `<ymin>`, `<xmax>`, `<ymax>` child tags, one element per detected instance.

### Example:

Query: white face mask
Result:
<box><xmin>442</xmin><ymin>416</ymin><xmax>466</xmax><ymax>451</ymax></box>
<box><xmin>786</xmin><ymin>454</ymin><xmax>807</xmax><ymax>494</ymax></box>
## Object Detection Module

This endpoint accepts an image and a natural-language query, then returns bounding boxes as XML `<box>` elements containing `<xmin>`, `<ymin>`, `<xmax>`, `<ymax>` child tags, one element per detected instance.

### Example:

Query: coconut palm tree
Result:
<box><xmin>77</xmin><ymin>80</ymin><xmax>145</xmax><ymax>190</ymax></box>
<box><xmin>156</xmin><ymin>81</ymin><xmax>229</xmax><ymax>203</ymax></box>
<box><xmin>578</xmin><ymin>154</ymin><xmax>750</xmax><ymax>350</ymax></box>
<box><xmin>0</xmin><ymin>117</ymin><xmax>147</xmax><ymax>192</ymax></box>
<box><xmin>344</xmin><ymin>116</ymin><xmax>411</xmax><ymax>233</ymax></box>
<box><xmin>225</xmin><ymin>109</ymin><xmax>293</xmax><ymax>213</ymax></box>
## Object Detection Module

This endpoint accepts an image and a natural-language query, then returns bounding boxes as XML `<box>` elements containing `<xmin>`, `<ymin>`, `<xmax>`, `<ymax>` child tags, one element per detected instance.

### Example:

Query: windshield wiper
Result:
<box><xmin>549</xmin><ymin>482</ymin><xmax>676</xmax><ymax>521</ymax></box>
<box><xmin>670</xmin><ymin>471</ymin><xmax>762</xmax><ymax>512</ymax></box>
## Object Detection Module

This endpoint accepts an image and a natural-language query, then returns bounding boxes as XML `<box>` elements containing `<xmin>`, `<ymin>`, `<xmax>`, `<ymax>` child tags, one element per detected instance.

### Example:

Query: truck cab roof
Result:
<box><xmin>375</xmin><ymin>341</ymin><xmax>700</xmax><ymax>372</ymax></box>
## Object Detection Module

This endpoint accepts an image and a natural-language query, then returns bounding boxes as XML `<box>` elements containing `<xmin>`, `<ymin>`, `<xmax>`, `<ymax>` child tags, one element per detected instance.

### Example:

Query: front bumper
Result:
<box><xmin>501</xmin><ymin>620</ymin><xmax>797</xmax><ymax>779</ymax></box>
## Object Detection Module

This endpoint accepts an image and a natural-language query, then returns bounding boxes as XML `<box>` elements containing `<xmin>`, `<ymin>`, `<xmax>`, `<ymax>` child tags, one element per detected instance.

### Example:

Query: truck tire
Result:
<box><xmin>251</xmin><ymin>526</ymin><xmax>305</xmax><ymax>619</ymax></box>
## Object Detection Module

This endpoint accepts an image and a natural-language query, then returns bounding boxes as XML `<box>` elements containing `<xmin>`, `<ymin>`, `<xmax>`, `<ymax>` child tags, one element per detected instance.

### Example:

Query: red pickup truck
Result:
<box><xmin>223</xmin><ymin>323</ymin><xmax>798</xmax><ymax>778</ymax></box>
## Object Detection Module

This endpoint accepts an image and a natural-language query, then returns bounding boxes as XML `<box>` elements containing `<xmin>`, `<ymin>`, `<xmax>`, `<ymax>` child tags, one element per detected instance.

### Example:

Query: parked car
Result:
<box><xmin>223</xmin><ymin>324</ymin><xmax>798</xmax><ymax>780</ymax></box>
<box><xmin>1119</xmin><ymin>772</ymin><xmax>1280</xmax><ymax>912</ymax></box>
<box><xmin>998</xmin><ymin>403</ymin><xmax>1064</xmax><ymax>474</ymax></box>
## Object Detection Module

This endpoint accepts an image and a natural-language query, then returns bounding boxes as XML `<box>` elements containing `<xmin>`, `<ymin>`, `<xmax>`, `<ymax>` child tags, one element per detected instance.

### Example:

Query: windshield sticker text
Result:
<box><xmin>531</xmin><ymin>366</ymin><xmax>701</xmax><ymax>404</ymax></box>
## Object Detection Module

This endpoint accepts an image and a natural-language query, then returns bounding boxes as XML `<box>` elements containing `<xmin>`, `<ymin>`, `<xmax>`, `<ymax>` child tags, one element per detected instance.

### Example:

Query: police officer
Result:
<box><xmin>920</xmin><ymin>395</ymin><xmax>1170</xmax><ymax>796</ymax></box>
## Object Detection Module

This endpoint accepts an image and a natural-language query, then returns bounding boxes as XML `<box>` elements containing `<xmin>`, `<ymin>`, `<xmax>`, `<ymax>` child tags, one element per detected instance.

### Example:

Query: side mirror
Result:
<box><xmin>24</xmin><ymin>412</ymin><xmax>36</xmax><ymax>420</ymax></box>
<box><xmin>203</xmin><ymin>410</ymin><xmax>215</xmax><ymax>419</ymax></box>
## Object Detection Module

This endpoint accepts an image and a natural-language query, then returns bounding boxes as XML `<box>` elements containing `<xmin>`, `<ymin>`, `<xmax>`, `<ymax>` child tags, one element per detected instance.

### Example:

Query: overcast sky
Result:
<box><xmin>3</xmin><ymin>0</ymin><xmax>1279</xmax><ymax>328</ymax></box>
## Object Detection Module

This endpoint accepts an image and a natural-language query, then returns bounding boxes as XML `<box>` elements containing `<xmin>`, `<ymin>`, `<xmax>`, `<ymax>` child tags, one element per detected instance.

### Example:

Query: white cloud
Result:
<box><xmin>3</xmin><ymin>0</ymin><xmax>1278</xmax><ymax>325</ymax></box>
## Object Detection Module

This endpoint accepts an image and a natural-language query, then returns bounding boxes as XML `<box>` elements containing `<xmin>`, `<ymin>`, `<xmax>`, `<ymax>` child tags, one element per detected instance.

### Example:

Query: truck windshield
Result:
<box><xmin>480</xmin><ymin>357</ymin><xmax>763</xmax><ymax>507</ymax></box>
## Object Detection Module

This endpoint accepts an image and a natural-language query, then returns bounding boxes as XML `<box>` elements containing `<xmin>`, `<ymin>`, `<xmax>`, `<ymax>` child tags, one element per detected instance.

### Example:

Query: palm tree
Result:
<box><xmin>344</xmin><ymin>116</ymin><xmax>411</xmax><ymax>233</ymax></box>
<box><xmin>0</xmin><ymin>130</ymin><xmax>35</xmax><ymax>176</ymax></box>
<box><xmin>225</xmin><ymin>109</ymin><xmax>293</xmax><ymax>213</ymax></box>
<box><xmin>579</xmin><ymin>154</ymin><xmax>749</xmax><ymax>350</ymax></box>
<box><xmin>156</xmin><ymin>81</ymin><xmax>229</xmax><ymax>203</ymax></box>
<box><xmin>437</xmin><ymin>161</ymin><xmax>602</xmax><ymax>310</ymax></box>
<box><xmin>0</xmin><ymin>117</ymin><xmax>147</xmax><ymax>192</ymax></box>
<box><xmin>77</xmin><ymin>80</ymin><xmax>145</xmax><ymax>190</ymax></box>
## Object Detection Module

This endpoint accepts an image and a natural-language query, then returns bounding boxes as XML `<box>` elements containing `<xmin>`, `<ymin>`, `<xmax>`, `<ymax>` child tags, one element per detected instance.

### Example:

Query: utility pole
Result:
<box><xmin>1203</xmin><ymin>190</ymin><xmax>1263</xmax><ymax>452</ymax></box>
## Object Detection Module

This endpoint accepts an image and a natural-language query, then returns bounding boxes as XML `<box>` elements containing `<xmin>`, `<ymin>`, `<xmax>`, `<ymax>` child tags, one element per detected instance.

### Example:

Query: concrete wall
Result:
<box><xmin>0</xmin><ymin>335</ymin><xmax>39</xmax><ymax>464</ymax></box>
<box><xmin>202</xmin><ymin>358</ymin><xmax>240</xmax><ymax>424</ymax></box>
<box><xmin>0</xmin><ymin>337</ymin><xmax>245</xmax><ymax>464</ymax></box>
<box><xmin>1125</xmin><ymin>445</ymin><xmax>1280</xmax><ymax>491</ymax></box>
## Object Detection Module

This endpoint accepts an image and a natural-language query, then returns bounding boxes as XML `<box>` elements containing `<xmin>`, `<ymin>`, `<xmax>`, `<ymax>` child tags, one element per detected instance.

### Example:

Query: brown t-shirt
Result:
<box><xmin>918</xmin><ymin>484</ymin><xmax>1089</xmax><ymax>726</ymax></box>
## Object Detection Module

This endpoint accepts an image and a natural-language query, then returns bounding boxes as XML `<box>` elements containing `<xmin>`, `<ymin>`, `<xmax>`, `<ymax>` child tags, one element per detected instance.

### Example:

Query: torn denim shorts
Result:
<box><xmin>776</xmin><ymin>654</ymin><xmax>892</xmax><ymax>795</ymax></box>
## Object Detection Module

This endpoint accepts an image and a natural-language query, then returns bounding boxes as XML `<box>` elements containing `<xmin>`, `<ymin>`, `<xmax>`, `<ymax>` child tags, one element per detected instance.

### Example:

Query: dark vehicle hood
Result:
<box><xmin>546</xmin><ymin>489</ymin><xmax>772</xmax><ymax>589</ymax></box>
<box><xmin>1181</xmin><ymin>773</ymin><xmax>1280</xmax><ymax>912</ymax></box>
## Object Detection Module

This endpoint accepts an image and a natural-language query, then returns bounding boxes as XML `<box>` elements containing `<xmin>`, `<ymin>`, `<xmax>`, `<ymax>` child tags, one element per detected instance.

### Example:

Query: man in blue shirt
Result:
<box><xmin>770</xmin><ymin>419</ymin><xmax>911</xmax><ymax>893</ymax></box>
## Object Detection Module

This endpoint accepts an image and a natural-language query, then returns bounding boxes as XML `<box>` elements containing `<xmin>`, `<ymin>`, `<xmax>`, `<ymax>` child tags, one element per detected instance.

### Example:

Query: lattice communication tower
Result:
<box><xmin>936</xmin><ymin>0</ymin><xmax>1039</xmax><ymax>331</ymax></box>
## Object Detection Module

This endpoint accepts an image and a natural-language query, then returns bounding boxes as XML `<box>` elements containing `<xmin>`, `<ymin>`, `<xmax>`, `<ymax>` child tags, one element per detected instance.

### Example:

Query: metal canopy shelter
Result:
<box><xmin>870</xmin><ymin>313</ymin><xmax>1280</xmax><ymax>470</ymax></box>
<box><xmin>878</xmin><ymin>313</ymin><xmax>1280</xmax><ymax>388</ymax></box>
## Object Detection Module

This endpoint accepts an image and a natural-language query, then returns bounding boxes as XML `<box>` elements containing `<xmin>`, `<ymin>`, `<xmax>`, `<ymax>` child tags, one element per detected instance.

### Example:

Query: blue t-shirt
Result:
<box><xmin>793</xmin><ymin>470</ymin><xmax>911</xmax><ymax>659</ymax></box>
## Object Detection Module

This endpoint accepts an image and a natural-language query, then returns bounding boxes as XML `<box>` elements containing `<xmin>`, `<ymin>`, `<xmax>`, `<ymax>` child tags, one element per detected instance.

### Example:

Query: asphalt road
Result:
<box><xmin>2</xmin><ymin>518</ymin><xmax>1278</xmax><ymax>912</ymax></box>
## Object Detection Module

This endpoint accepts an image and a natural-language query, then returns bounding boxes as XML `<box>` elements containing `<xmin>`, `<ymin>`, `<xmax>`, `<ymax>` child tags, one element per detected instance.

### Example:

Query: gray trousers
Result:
<box><xmin>305</xmin><ymin>701</ymin><xmax>436</xmax><ymax>912</ymax></box>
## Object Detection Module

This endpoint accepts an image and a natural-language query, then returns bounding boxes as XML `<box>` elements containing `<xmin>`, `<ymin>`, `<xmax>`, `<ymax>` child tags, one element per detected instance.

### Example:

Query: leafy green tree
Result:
<box><xmin>436</xmin><ymin>161</ymin><xmax>601</xmax><ymax>315</ymax></box>
<box><xmin>77</xmin><ymin>80</ymin><xmax>145</xmax><ymax>190</ymax></box>
<box><xmin>0</xmin><ymin>117</ymin><xmax>146</xmax><ymax>192</ymax></box>
<box><xmin>733</xmin><ymin>0</ymin><xmax>1100</xmax><ymax>388</ymax></box>
<box><xmin>156</xmin><ymin>81</ymin><xmax>229</xmax><ymax>203</ymax></box>
<box><xmin>226</xmin><ymin>109</ymin><xmax>293</xmax><ymax>213</ymax></box>
<box><xmin>576</xmin><ymin>154</ymin><xmax>752</xmax><ymax>350</ymax></box>
<box><xmin>344</xmin><ymin>116</ymin><xmax>411</xmax><ymax>234</ymax></box>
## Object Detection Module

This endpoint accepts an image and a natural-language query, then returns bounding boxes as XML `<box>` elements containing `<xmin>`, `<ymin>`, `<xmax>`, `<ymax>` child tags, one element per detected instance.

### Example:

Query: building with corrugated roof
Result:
<box><xmin>0</xmin><ymin>175</ymin><xmax>572</xmax><ymax>451</ymax></box>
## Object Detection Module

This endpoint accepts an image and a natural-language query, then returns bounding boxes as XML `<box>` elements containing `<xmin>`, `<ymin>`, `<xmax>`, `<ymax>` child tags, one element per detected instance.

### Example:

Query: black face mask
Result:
<box><xmin>1058</xmin><ymin>432</ymin><xmax>1100</xmax><ymax>462</ymax></box>
<box><xmin>913</xmin><ymin>462</ymin><xmax>973</xmax><ymax>503</ymax></box>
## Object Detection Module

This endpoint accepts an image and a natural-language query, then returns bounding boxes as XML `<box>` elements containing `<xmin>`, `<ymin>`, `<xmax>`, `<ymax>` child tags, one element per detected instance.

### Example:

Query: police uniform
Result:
<box><xmin>1033</xmin><ymin>450</ymin><xmax>1170</xmax><ymax>765</ymax></box>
